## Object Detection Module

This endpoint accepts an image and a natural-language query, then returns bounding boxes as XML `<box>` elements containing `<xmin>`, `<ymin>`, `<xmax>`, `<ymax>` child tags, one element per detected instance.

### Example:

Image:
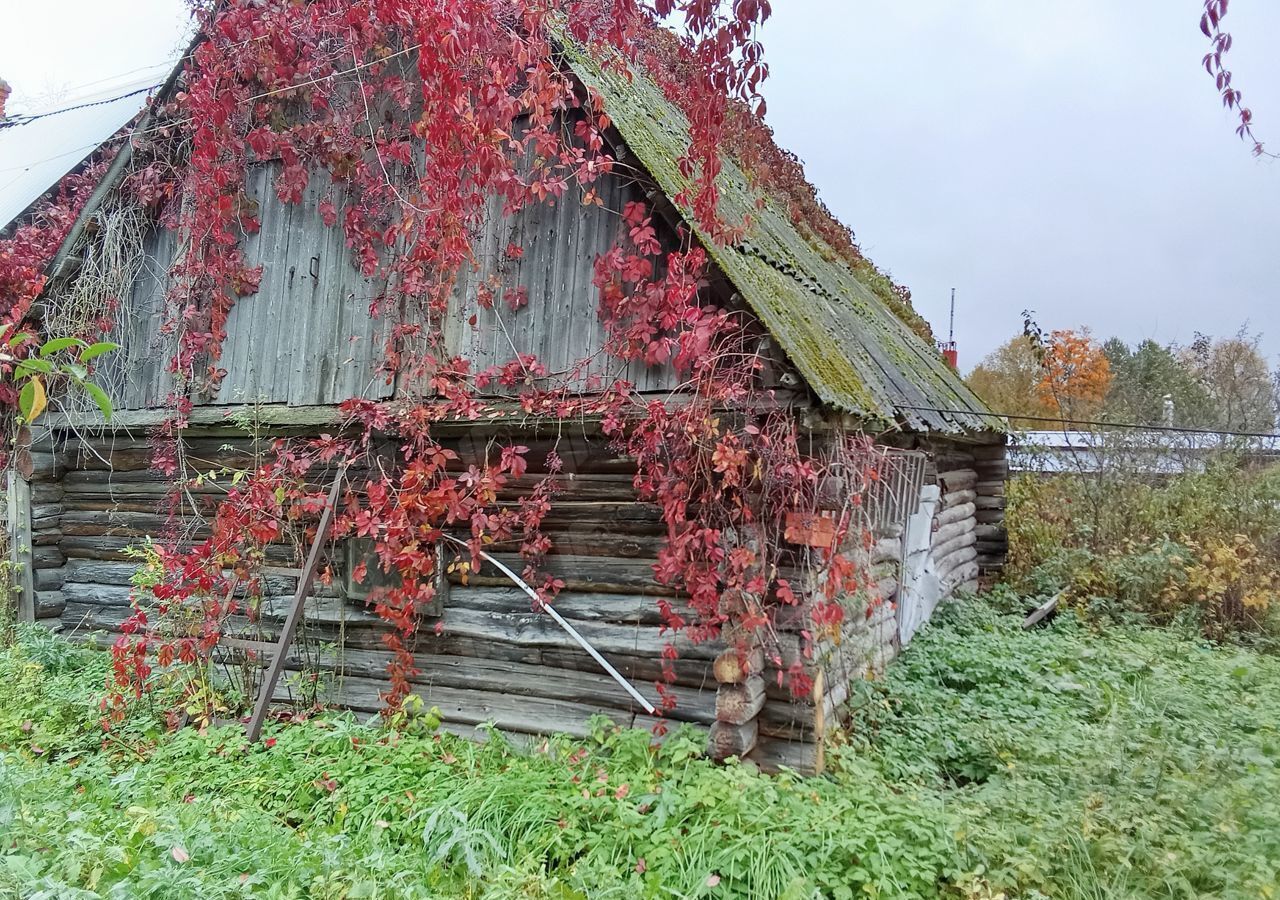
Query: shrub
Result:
<box><xmin>1006</xmin><ymin>456</ymin><xmax>1280</xmax><ymax>642</ymax></box>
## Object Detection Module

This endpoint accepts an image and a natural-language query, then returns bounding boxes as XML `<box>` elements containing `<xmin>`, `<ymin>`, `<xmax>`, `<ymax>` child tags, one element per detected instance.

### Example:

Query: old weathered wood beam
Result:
<box><xmin>709</xmin><ymin>718</ymin><xmax>758</xmax><ymax>760</ymax></box>
<box><xmin>1022</xmin><ymin>591</ymin><xmax>1063</xmax><ymax>630</ymax></box>
<box><xmin>245</xmin><ymin>468</ymin><xmax>346</xmax><ymax>743</ymax></box>
<box><xmin>6</xmin><ymin>470</ymin><xmax>35</xmax><ymax>623</ymax></box>
<box><xmin>934</xmin><ymin>501</ymin><xmax>976</xmax><ymax>528</ymax></box>
<box><xmin>712</xmin><ymin>645</ymin><xmax>763</xmax><ymax>685</ymax></box>
<box><xmin>714</xmin><ymin>675</ymin><xmax>766</xmax><ymax>726</ymax></box>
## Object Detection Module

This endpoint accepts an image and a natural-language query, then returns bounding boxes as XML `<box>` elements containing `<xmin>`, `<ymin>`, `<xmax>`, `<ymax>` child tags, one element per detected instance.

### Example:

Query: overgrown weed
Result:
<box><xmin>1007</xmin><ymin>459</ymin><xmax>1280</xmax><ymax>643</ymax></box>
<box><xmin>2</xmin><ymin>603</ymin><xmax>1277</xmax><ymax>898</ymax></box>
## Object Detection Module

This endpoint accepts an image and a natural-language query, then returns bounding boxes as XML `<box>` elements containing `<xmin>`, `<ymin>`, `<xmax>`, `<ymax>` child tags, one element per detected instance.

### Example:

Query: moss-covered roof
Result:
<box><xmin>565</xmin><ymin>48</ymin><xmax>1003</xmax><ymax>434</ymax></box>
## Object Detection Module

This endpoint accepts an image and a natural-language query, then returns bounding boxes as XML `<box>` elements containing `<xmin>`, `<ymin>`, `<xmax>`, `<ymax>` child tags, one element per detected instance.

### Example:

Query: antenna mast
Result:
<box><xmin>949</xmin><ymin>287</ymin><xmax>955</xmax><ymax>344</ymax></box>
<box><xmin>937</xmin><ymin>288</ymin><xmax>959</xmax><ymax>369</ymax></box>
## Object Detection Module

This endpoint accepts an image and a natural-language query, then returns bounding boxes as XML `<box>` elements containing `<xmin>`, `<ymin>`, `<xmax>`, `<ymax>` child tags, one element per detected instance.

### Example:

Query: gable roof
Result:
<box><xmin>564</xmin><ymin>46</ymin><xmax>1002</xmax><ymax>434</ymax></box>
<box><xmin>15</xmin><ymin>40</ymin><xmax>1002</xmax><ymax>434</ymax></box>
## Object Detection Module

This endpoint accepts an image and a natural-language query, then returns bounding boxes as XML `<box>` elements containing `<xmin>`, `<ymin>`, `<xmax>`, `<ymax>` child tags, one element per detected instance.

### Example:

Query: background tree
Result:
<box><xmin>1102</xmin><ymin>338</ymin><xmax>1214</xmax><ymax>428</ymax></box>
<box><xmin>966</xmin><ymin>334</ymin><xmax>1052</xmax><ymax>425</ymax></box>
<box><xmin>967</xmin><ymin>328</ymin><xmax>1111</xmax><ymax>427</ymax></box>
<box><xmin>1034</xmin><ymin>328</ymin><xmax>1112</xmax><ymax>422</ymax></box>
<box><xmin>1182</xmin><ymin>328</ymin><xmax>1276</xmax><ymax>432</ymax></box>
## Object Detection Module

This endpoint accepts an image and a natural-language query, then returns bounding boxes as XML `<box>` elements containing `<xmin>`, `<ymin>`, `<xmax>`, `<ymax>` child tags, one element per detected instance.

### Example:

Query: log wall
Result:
<box><xmin>972</xmin><ymin>439</ymin><xmax>1009</xmax><ymax>580</ymax></box>
<box><xmin>753</xmin><ymin>431</ymin><xmax>1009</xmax><ymax>773</ymax></box>
<box><xmin>28</xmin><ymin>422</ymin><xmax>1008</xmax><ymax>775</ymax></box>
<box><xmin>931</xmin><ymin>453</ymin><xmax>981</xmax><ymax>596</ymax></box>
<box><xmin>9</xmin><ymin>434</ymin><xmax>68</xmax><ymax>628</ymax></box>
<box><xmin>41</xmin><ymin>425</ymin><xmax>726</xmax><ymax>742</ymax></box>
<box><xmin>919</xmin><ymin>432</ymin><xmax>1006</xmax><ymax>594</ymax></box>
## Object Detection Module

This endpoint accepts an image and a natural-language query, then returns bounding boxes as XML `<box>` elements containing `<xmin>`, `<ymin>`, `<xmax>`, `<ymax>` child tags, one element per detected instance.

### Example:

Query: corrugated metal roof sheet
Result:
<box><xmin>0</xmin><ymin>85</ymin><xmax>154</xmax><ymax>232</ymax></box>
<box><xmin>564</xmin><ymin>47</ymin><xmax>1004</xmax><ymax>434</ymax></box>
<box><xmin>1010</xmin><ymin>430</ymin><xmax>1280</xmax><ymax>473</ymax></box>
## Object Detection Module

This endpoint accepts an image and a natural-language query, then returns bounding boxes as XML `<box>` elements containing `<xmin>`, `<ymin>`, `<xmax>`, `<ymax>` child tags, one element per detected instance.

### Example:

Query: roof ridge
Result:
<box><xmin>563</xmin><ymin>41</ymin><xmax>1004</xmax><ymax>433</ymax></box>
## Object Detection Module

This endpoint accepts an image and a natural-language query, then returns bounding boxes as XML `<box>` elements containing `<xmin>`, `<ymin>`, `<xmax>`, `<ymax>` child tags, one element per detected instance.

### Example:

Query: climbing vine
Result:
<box><xmin>0</xmin><ymin>159</ymin><xmax>118</xmax><ymax>427</ymax></box>
<box><xmin>0</xmin><ymin>0</ymin><xmax>895</xmax><ymax>728</ymax></box>
<box><xmin>67</xmin><ymin>0</ymin><xmax>1280</xmax><ymax>728</ymax></box>
<box><xmin>1200</xmin><ymin>0</ymin><xmax>1274</xmax><ymax>158</ymax></box>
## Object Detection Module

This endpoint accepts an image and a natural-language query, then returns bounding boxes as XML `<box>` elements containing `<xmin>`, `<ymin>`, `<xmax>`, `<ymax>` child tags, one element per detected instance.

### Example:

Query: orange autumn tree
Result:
<box><xmin>1035</xmin><ymin>328</ymin><xmax>1112</xmax><ymax>420</ymax></box>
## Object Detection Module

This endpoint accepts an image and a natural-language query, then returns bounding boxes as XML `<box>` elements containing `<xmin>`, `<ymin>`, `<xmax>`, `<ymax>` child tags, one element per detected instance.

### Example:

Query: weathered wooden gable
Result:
<box><xmin>95</xmin><ymin>153</ymin><xmax>684</xmax><ymax>411</ymax></box>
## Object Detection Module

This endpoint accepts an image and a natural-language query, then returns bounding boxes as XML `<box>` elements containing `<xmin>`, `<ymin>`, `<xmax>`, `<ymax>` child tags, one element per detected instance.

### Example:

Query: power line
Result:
<box><xmin>1</xmin><ymin>39</ymin><xmax>428</xmax><ymax>177</ymax></box>
<box><xmin>0</xmin><ymin>29</ymin><xmax>282</xmax><ymax>125</ymax></box>
<box><xmin>46</xmin><ymin>59</ymin><xmax>185</xmax><ymax>97</ymax></box>
<box><xmin>0</xmin><ymin>84</ymin><xmax>161</xmax><ymax>128</ymax></box>
<box><xmin>894</xmin><ymin>401</ymin><xmax>1280</xmax><ymax>441</ymax></box>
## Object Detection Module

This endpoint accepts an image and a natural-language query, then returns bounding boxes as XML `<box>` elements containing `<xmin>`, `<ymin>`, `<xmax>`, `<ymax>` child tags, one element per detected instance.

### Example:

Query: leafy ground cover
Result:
<box><xmin>1</xmin><ymin>598</ymin><xmax>1277</xmax><ymax>899</ymax></box>
<box><xmin>853</xmin><ymin>592</ymin><xmax>1280</xmax><ymax>899</ymax></box>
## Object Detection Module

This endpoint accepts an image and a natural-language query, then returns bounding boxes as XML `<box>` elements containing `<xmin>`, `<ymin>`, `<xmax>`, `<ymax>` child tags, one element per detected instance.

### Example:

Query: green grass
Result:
<box><xmin>1</xmin><ymin>598</ymin><xmax>1277</xmax><ymax>898</ymax></box>
<box><xmin>850</xmin><ymin>592</ymin><xmax>1280</xmax><ymax>899</ymax></box>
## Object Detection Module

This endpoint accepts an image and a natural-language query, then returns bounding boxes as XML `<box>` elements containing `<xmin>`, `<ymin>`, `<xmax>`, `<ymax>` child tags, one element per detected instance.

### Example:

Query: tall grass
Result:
<box><xmin>0</xmin><ymin>627</ymin><xmax>951</xmax><ymax>899</ymax></box>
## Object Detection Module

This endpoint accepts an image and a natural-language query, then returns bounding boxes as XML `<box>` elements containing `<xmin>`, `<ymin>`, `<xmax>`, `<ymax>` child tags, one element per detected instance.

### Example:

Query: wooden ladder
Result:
<box><xmin>235</xmin><ymin>467</ymin><xmax>346</xmax><ymax>743</ymax></box>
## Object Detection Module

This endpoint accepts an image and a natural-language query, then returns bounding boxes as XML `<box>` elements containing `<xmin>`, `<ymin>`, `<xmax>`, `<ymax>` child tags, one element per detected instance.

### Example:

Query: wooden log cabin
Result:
<box><xmin>2</xmin><ymin>41</ymin><xmax>1008</xmax><ymax>773</ymax></box>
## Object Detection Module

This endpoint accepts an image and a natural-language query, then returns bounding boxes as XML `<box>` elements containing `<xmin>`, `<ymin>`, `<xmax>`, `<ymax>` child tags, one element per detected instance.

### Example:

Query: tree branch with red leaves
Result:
<box><xmin>1201</xmin><ymin>0</ymin><xmax>1276</xmax><ymax>158</ymax></box>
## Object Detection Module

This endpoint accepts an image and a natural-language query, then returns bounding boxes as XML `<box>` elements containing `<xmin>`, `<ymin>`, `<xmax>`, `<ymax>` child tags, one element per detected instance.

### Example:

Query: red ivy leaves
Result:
<box><xmin>90</xmin><ymin>0</ymin><xmax>887</xmax><ymax>730</ymax></box>
<box><xmin>1201</xmin><ymin>0</ymin><xmax>1274</xmax><ymax>157</ymax></box>
<box><xmin>0</xmin><ymin>155</ymin><xmax>113</xmax><ymax>332</ymax></box>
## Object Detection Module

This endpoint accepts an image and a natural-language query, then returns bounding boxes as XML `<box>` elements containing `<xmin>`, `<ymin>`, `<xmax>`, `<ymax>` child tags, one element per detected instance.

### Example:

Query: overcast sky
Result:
<box><xmin>2</xmin><ymin>1</ymin><xmax>1276</xmax><ymax>371</ymax></box>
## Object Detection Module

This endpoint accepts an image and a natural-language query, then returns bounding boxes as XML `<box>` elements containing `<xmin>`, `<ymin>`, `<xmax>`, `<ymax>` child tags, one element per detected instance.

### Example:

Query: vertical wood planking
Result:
<box><xmin>293</xmin><ymin>172</ymin><xmax>327</xmax><ymax>406</ymax></box>
<box><xmin>439</xmin><ymin>171</ymin><xmax>683</xmax><ymax>396</ymax></box>
<box><xmin>103</xmin><ymin>226</ymin><xmax>175</xmax><ymax>410</ymax></box>
<box><xmin>105</xmin><ymin>155</ymin><xmax>685</xmax><ymax>411</ymax></box>
<box><xmin>7</xmin><ymin>470</ymin><xmax>35</xmax><ymax>623</ymax></box>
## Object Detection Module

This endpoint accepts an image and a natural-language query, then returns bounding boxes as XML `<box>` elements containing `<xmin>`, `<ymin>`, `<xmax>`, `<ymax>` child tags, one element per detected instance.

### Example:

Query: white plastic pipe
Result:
<box><xmin>441</xmin><ymin>534</ymin><xmax>657</xmax><ymax>716</ymax></box>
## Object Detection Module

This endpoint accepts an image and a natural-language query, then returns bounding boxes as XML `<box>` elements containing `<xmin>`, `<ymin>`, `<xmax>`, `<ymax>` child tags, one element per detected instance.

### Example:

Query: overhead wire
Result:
<box><xmin>0</xmin><ymin>39</ymin><xmax>428</xmax><ymax>177</ymax></box>
<box><xmin>39</xmin><ymin>58</ymin><xmax>186</xmax><ymax>97</ymax></box>
<box><xmin>0</xmin><ymin>28</ymin><xmax>278</xmax><ymax>125</ymax></box>
<box><xmin>893</xmin><ymin>401</ymin><xmax>1280</xmax><ymax>441</ymax></box>
<box><xmin>2</xmin><ymin>84</ymin><xmax>163</xmax><ymax>127</ymax></box>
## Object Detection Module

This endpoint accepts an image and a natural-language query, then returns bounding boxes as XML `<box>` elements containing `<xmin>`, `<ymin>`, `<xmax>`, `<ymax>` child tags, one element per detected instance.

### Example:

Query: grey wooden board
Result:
<box><xmin>275</xmin><ymin>648</ymin><xmax>714</xmax><ymax>726</ymax></box>
<box><xmin>215</xmin><ymin>167</ymin><xmax>396</xmax><ymax>408</ymax></box>
<box><xmin>99</xmin><ymin>166</ymin><xmax>395</xmax><ymax>410</ymax></box>
<box><xmin>101</xmin><ymin>159</ymin><xmax>684</xmax><ymax>411</ymax></box>
<box><xmin>7</xmin><ymin>471</ymin><xmax>35</xmax><ymax>623</ymax></box>
<box><xmin>437</xmin><ymin>177</ymin><xmax>679</xmax><ymax>396</ymax></box>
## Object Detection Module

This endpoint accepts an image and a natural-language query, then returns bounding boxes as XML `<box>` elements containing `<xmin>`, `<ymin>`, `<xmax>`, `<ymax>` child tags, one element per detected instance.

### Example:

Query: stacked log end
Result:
<box><xmin>971</xmin><ymin>440</ymin><xmax>1009</xmax><ymax>582</ymax></box>
<box><xmin>742</xmin><ymin>519</ymin><xmax>905</xmax><ymax>775</ymax></box>
<box><xmin>709</xmin><ymin>639</ymin><xmax>765</xmax><ymax>761</ymax></box>
<box><xmin>932</xmin><ymin>464</ymin><xmax>979</xmax><ymax>594</ymax></box>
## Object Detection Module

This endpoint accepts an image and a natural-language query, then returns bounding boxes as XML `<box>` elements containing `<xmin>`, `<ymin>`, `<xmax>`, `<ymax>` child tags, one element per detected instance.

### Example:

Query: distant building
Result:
<box><xmin>1009</xmin><ymin>429</ymin><xmax>1280</xmax><ymax>475</ymax></box>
